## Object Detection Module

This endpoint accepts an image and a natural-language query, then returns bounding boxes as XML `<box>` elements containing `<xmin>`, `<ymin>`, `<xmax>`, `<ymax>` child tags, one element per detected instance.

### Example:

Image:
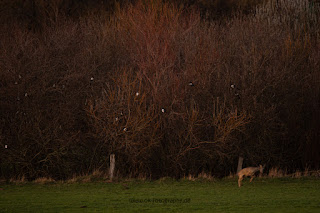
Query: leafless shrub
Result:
<box><xmin>88</xmin><ymin>68</ymin><xmax>162</xmax><ymax>176</ymax></box>
<box><xmin>0</xmin><ymin>0</ymin><xmax>319</xmax><ymax>180</ymax></box>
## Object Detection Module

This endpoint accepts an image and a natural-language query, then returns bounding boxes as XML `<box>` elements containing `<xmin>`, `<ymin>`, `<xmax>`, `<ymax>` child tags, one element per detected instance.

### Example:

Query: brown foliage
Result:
<box><xmin>0</xmin><ymin>0</ymin><xmax>319</xmax><ymax>179</ymax></box>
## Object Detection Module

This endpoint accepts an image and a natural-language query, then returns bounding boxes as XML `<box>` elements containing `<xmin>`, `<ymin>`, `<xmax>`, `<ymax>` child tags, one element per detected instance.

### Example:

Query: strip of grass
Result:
<box><xmin>1</xmin><ymin>178</ymin><xmax>320</xmax><ymax>213</ymax></box>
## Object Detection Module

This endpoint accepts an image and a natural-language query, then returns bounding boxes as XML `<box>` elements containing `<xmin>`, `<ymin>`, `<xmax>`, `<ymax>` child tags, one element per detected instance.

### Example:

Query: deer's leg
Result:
<box><xmin>238</xmin><ymin>176</ymin><xmax>243</xmax><ymax>187</ymax></box>
<box><xmin>250</xmin><ymin>176</ymin><xmax>254</xmax><ymax>182</ymax></box>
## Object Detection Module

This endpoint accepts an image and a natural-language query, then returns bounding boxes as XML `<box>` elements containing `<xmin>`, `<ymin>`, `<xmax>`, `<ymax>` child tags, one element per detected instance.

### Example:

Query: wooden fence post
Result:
<box><xmin>237</xmin><ymin>156</ymin><xmax>244</xmax><ymax>173</ymax></box>
<box><xmin>109</xmin><ymin>154</ymin><xmax>115</xmax><ymax>181</ymax></box>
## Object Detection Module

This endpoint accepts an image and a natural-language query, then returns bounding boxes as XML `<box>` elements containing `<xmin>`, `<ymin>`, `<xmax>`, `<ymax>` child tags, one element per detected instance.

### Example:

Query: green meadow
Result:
<box><xmin>1</xmin><ymin>178</ymin><xmax>320</xmax><ymax>213</ymax></box>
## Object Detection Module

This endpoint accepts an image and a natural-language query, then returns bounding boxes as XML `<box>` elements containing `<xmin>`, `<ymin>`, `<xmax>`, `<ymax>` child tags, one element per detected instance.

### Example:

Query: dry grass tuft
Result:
<box><xmin>227</xmin><ymin>172</ymin><xmax>236</xmax><ymax>179</ymax></box>
<box><xmin>9</xmin><ymin>176</ymin><xmax>26</xmax><ymax>184</ymax></box>
<box><xmin>198</xmin><ymin>172</ymin><xmax>215</xmax><ymax>181</ymax></box>
<box><xmin>310</xmin><ymin>170</ymin><xmax>320</xmax><ymax>177</ymax></box>
<box><xmin>66</xmin><ymin>170</ymin><xmax>109</xmax><ymax>183</ymax></box>
<box><xmin>34</xmin><ymin>177</ymin><xmax>55</xmax><ymax>184</ymax></box>
<box><xmin>268</xmin><ymin>167</ymin><xmax>287</xmax><ymax>178</ymax></box>
<box><xmin>184</xmin><ymin>174</ymin><xmax>196</xmax><ymax>181</ymax></box>
<box><xmin>292</xmin><ymin>170</ymin><xmax>302</xmax><ymax>178</ymax></box>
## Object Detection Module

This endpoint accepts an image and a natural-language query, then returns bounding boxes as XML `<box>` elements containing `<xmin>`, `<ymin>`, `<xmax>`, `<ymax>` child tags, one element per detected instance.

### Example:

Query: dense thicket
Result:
<box><xmin>0</xmin><ymin>0</ymin><xmax>319</xmax><ymax>180</ymax></box>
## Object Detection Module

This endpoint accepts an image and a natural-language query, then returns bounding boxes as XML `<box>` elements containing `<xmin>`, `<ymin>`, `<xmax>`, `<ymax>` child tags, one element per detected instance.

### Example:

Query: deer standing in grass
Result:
<box><xmin>237</xmin><ymin>165</ymin><xmax>264</xmax><ymax>187</ymax></box>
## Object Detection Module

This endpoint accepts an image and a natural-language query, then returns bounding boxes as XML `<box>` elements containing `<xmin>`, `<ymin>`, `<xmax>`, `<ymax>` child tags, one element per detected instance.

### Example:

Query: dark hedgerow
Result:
<box><xmin>0</xmin><ymin>0</ymin><xmax>319</xmax><ymax>180</ymax></box>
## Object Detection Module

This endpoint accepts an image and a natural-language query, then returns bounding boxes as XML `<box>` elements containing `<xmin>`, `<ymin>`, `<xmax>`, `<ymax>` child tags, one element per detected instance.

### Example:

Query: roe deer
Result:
<box><xmin>237</xmin><ymin>165</ymin><xmax>264</xmax><ymax>187</ymax></box>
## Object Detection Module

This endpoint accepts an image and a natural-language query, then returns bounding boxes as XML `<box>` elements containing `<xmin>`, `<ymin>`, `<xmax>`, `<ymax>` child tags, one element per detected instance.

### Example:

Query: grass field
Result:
<box><xmin>1</xmin><ymin>177</ymin><xmax>320</xmax><ymax>213</ymax></box>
